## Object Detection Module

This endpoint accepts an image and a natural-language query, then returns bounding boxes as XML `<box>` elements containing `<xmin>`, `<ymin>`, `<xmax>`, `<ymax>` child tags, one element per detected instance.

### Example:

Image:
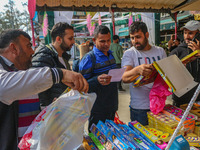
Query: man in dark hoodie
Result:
<box><xmin>32</xmin><ymin>22</ymin><xmax>74</xmax><ymax>107</ymax></box>
<box><xmin>170</xmin><ymin>20</ymin><xmax>200</xmax><ymax>107</ymax></box>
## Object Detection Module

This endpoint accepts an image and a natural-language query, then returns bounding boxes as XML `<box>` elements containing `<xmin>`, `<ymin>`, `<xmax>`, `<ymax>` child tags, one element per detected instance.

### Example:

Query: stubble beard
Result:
<box><xmin>60</xmin><ymin>41</ymin><xmax>71</xmax><ymax>52</ymax></box>
<box><xmin>134</xmin><ymin>37</ymin><xmax>148</xmax><ymax>50</ymax></box>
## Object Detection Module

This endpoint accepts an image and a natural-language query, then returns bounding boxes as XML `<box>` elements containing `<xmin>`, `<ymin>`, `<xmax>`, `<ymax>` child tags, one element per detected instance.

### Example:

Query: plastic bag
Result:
<box><xmin>149</xmin><ymin>74</ymin><xmax>172</xmax><ymax>114</ymax></box>
<box><xmin>114</xmin><ymin>112</ymin><xmax>125</xmax><ymax>125</ymax></box>
<box><xmin>18</xmin><ymin>90</ymin><xmax>96</xmax><ymax>150</ymax></box>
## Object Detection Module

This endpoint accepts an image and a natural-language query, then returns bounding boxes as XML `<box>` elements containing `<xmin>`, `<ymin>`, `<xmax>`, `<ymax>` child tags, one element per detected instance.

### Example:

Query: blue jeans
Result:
<box><xmin>130</xmin><ymin>107</ymin><xmax>150</xmax><ymax>126</ymax></box>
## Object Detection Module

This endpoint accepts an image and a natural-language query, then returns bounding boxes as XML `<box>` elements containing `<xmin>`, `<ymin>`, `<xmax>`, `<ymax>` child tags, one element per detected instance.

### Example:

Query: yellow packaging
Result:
<box><xmin>194</xmin><ymin>125</ymin><xmax>200</xmax><ymax>136</ymax></box>
<box><xmin>186</xmin><ymin>135</ymin><xmax>200</xmax><ymax>147</ymax></box>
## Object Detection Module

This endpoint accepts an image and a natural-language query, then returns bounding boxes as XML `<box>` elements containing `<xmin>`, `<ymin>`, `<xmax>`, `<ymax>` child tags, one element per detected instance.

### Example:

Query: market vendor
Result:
<box><xmin>0</xmin><ymin>29</ymin><xmax>88</xmax><ymax>150</ymax></box>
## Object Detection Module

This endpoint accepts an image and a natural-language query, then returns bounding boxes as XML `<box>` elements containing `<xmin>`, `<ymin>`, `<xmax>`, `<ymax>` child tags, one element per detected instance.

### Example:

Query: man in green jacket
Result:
<box><xmin>110</xmin><ymin>35</ymin><xmax>125</xmax><ymax>91</ymax></box>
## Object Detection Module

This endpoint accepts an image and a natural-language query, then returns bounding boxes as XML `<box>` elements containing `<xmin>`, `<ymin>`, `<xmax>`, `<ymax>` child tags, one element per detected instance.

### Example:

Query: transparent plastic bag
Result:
<box><xmin>18</xmin><ymin>90</ymin><xmax>96</xmax><ymax>150</ymax></box>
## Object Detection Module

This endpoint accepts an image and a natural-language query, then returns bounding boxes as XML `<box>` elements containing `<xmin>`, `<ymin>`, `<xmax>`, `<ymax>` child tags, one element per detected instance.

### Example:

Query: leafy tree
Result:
<box><xmin>0</xmin><ymin>0</ymin><xmax>31</xmax><ymax>33</ymax></box>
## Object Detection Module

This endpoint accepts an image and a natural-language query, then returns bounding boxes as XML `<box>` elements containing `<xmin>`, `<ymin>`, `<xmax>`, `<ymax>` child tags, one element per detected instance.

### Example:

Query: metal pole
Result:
<box><xmin>165</xmin><ymin>83</ymin><xmax>200</xmax><ymax>150</ymax></box>
<box><xmin>30</xmin><ymin>19</ymin><xmax>36</xmax><ymax>47</ymax></box>
<box><xmin>111</xmin><ymin>9</ymin><xmax>115</xmax><ymax>35</ymax></box>
<box><xmin>174</xmin><ymin>12</ymin><xmax>178</xmax><ymax>40</ymax></box>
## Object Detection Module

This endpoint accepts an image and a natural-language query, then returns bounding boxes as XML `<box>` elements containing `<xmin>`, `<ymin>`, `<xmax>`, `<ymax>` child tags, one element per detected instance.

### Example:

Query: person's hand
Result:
<box><xmin>188</xmin><ymin>39</ymin><xmax>200</xmax><ymax>51</ymax></box>
<box><xmin>97</xmin><ymin>74</ymin><xmax>112</xmax><ymax>85</ymax></box>
<box><xmin>53</xmin><ymin>97</ymin><xmax>57</xmax><ymax>102</ymax></box>
<box><xmin>61</xmin><ymin>69</ymin><xmax>89</xmax><ymax>93</ymax></box>
<box><xmin>171</xmin><ymin>35</ymin><xmax>175</xmax><ymax>41</ymax></box>
<box><xmin>136</xmin><ymin>64</ymin><xmax>154</xmax><ymax>77</ymax></box>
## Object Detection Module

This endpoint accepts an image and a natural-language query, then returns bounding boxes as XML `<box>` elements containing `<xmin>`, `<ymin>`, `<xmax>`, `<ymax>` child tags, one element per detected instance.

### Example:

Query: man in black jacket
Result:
<box><xmin>170</xmin><ymin>20</ymin><xmax>200</xmax><ymax>107</ymax></box>
<box><xmin>32</xmin><ymin>22</ymin><xmax>75</xmax><ymax>107</ymax></box>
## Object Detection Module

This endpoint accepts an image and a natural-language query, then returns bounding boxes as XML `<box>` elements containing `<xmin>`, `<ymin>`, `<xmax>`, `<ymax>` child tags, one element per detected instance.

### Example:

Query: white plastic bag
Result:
<box><xmin>18</xmin><ymin>90</ymin><xmax>96</xmax><ymax>150</ymax></box>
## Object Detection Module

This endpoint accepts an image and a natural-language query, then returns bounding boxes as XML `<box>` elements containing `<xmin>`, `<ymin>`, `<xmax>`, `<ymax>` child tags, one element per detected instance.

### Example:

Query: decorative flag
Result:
<box><xmin>87</xmin><ymin>12</ymin><xmax>95</xmax><ymax>36</ymax></box>
<box><xmin>98</xmin><ymin>12</ymin><xmax>102</xmax><ymax>25</ymax></box>
<box><xmin>28</xmin><ymin>0</ymin><xmax>36</xmax><ymax>47</ymax></box>
<box><xmin>87</xmin><ymin>13</ymin><xmax>91</xmax><ymax>33</ymax></box>
<box><xmin>42</xmin><ymin>12</ymin><xmax>49</xmax><ymax>37</ymax></box>
<box><xmin>128</xmin><ymin>12</ymin><xmax>133</xmax><ymax>26</ymax></box>
<box><xmin>90</xmin><ymin>22</ymin><xmax>95</xmax><ymax>36</ymax></box>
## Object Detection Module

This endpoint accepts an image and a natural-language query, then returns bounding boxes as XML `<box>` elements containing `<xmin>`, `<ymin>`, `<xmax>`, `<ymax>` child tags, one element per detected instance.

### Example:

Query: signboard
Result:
<box><xmin>194</xmin><ymin>14</ymin><xmax>200</xmax><ymax>20</ymax></box>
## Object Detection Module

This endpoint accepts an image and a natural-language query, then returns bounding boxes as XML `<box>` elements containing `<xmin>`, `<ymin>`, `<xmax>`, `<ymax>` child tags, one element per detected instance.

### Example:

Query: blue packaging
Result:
<box><xmin>97</xmin><ymin>121</ymin><xmax>131</xmax><ymax>150</ymax></box>
<box><xmin>118</xmin><ymin>124</ymin><xmax>155</xmax><ymax>150</ymax></box>
<box><xmin>128</xmin><ymin>122</ymin><xmax>161</xmax><ymax>150</ymax></box>
<box><xmin>169</xmin><ymin>135</ymin><xmax>190</xmax><ymax>150</ymax></box>
<box><xmin>105</xmin><ymin>120</ymin><xmax>141</xmax><ymax>150</ymax></box>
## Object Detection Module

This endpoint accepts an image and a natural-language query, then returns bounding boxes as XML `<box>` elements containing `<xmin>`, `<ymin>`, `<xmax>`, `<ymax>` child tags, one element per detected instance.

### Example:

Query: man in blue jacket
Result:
<box><xmin>79</xmin><ymin>25</ymin><xmax>118</xmax><ymax>131</ymax></box>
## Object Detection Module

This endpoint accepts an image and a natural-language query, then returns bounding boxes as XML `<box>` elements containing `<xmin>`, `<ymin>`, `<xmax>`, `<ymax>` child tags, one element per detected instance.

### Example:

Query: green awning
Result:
<box><xmin>160</xmin><ymin>14</ymin><xmax>191</xmax><ymax>30</ymax></box>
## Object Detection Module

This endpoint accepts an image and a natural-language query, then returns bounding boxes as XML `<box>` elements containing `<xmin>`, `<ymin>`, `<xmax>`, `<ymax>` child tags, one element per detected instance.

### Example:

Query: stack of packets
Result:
<box><xmin>83</xmin><ymin>120</ymin><xmax>170</xmax><ymax>150</ymax></box>
<box><xmin>148</xmin><ymin>104</ymin><xmax>197</xmax><ymax>136</ymax></box>
<box><xmin>180</xmin><ymin>103</ymin><xmax>200</xmax><ymax>137</ymax></box>
<box><xmin>185</xmin><ymin>133</ymin><xmax>200</xmax><ymax>147</ymax></box>
<box><xmin>147</xmin><ymin>111</ymin><xmax>179</xmax><ymax>135</ymax></box>
<box><xmin>163</xmin><ymin>104</ymin><xmax>197</xmax><ymax>135</ymax></box>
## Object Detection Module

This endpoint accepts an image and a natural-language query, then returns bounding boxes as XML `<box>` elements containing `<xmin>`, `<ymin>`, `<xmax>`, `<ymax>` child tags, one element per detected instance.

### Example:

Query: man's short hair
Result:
<box><xmin>93</xmin><ymin>25</ymin><xmax>110</xmax><ymax>39</ymax></box>
<box><xmin>129</xmin><ymin>21</ymin><xmax>148</xmax><ymax>35</ymax></box>
<box><xmin>51</xmin><ymin>22</ymin><xmax>74</xmax><ymax>42</ymax></box>
<box><xmin>113</xmin><ymin>35</ymin><xmax>119</xmax><ymax>40</ymax></box>
<box><xmin>0</xmin><ymin>29</ymin><xmax>31</xmax><ymax>49</ymax></box>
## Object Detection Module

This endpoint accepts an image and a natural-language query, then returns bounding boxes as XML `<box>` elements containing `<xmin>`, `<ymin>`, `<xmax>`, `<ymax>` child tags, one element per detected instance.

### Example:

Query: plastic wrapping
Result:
<box><xmin>18</xmin><ymin>90</ymin><xmax>96</xmax><ymax>150</ymax></box>
<box><xmin>149</xmin><ymin>74</ymin><xmax>172</xmax><ymax>114</ymax></box>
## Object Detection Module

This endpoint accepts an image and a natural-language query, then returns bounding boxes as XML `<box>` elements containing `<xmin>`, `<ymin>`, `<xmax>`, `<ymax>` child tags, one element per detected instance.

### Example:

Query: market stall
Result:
<box><xmin>22</xmin><ymin>0</ymin><xmax>200</xmax><ymax>149</ymax></box>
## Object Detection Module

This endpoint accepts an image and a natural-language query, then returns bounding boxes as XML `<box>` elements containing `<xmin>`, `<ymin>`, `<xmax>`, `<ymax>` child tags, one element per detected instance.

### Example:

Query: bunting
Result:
<box><xmin>42</xmin><ymin>12</ymin><xmax>48</xmax><ymax>37</ymax></box>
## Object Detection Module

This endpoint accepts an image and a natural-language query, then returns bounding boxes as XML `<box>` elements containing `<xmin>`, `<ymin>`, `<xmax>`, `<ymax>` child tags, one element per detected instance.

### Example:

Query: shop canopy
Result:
<box><xmin>173</xmin><ymin>0</ymin><xmax>200</xmax><ymax>12</ymax></box>
<box><xmin>36</xmin><ymin>0</ymin><xmax>193</xmax><ymax>13</ymax></box>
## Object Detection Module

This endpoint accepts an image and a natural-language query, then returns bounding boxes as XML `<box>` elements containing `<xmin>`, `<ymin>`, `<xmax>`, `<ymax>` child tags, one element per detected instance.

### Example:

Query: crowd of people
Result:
<box><xmin>0</xmin><ymin>20</ymin><xmax>200</xmax><ymax>150</ymax></box>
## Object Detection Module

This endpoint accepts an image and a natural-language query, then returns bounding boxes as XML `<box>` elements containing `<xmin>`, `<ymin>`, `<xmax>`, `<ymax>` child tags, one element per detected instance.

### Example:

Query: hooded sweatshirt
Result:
<box><xmin>169</xmin><ymin>42</ymin><xmax>200</xmax><ymax>106</ymax></box>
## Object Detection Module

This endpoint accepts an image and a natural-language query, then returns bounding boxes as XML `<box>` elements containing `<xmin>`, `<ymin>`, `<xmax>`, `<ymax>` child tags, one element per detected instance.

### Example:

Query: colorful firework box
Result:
<box><xmin>129</xmin><ymin>121</ymin><xmax>167</xmax><ymax>150</ymax></box>
<box><xmin>181</xmin><ymin>50</ymin><xmax>200</xmax><ymax>65</ymax></box>
<box><xmin>89</xmin><ymin>124</ymin><xmax>119</xmax><ymax>150</ymax></box>
<box><xmin>180</xmin><ymin>103</ymin><xmax>200</xmax><ymax>118</ymax></box>
<box><xmin>180</xmin><ymin>103</ymin><xmax>200</xmax><ymax>137</ymax></box>
<box><xmin>163</xmin><ymin>104</ymin><xmax>197</xmax><ymax>134</ymax></box>
<box><xmin>133</xmin><ymin>69</ymin><xmax>158</xmax><ymax>87</ymax></box>
<box><xmin>185</xmin><ymin>133</ymin><xmax>200</xmax><ymax>147</ymax></box>
<box><xmin>147</xmin><ymin>111</ymin><xmax>181</xmax><ymax>135</ymax></box>
<box><xmin>88</xmin><ymin>120</ymin><xmax>166</xmax><ymax>150</ymax></box>
<box><xmin>83</xmin><ymin>135</ymin><xmax>99</xmax><ymax>150</ymax></box>
<box><xmin>87</xmin><ymin>120</ymin><xmax>192</xmax><ymax>150</ymax></box>
<box><xmin>146</xmin><ymin>127</ymin><xmax>171</xmax><ymax>143</ymax></box>
<box><xmin>133</xmin><ymin>55</ymin><xmax>198</xmax><ymax>98</ymax></box>
<box><xmin>118</xmin><ymin>124</ymin><xmax>157</xmax><ymax>150</ymax></box>
<box><xmin>96</xmin><ymin>121</ymin><xmax>131</xmax><ymax>149</ymax></box>
<box><xmin>105</xmin><ymin>120</ymin><xmax>142</xmax><ymax>149</ymax></box>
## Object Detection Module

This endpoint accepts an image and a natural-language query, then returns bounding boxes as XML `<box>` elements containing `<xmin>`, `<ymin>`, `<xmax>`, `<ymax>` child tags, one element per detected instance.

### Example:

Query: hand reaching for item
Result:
<box><xmin>61</xmin><ymin>69</ymin><xmax>89</xmax><ymax>93</ymax></box>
